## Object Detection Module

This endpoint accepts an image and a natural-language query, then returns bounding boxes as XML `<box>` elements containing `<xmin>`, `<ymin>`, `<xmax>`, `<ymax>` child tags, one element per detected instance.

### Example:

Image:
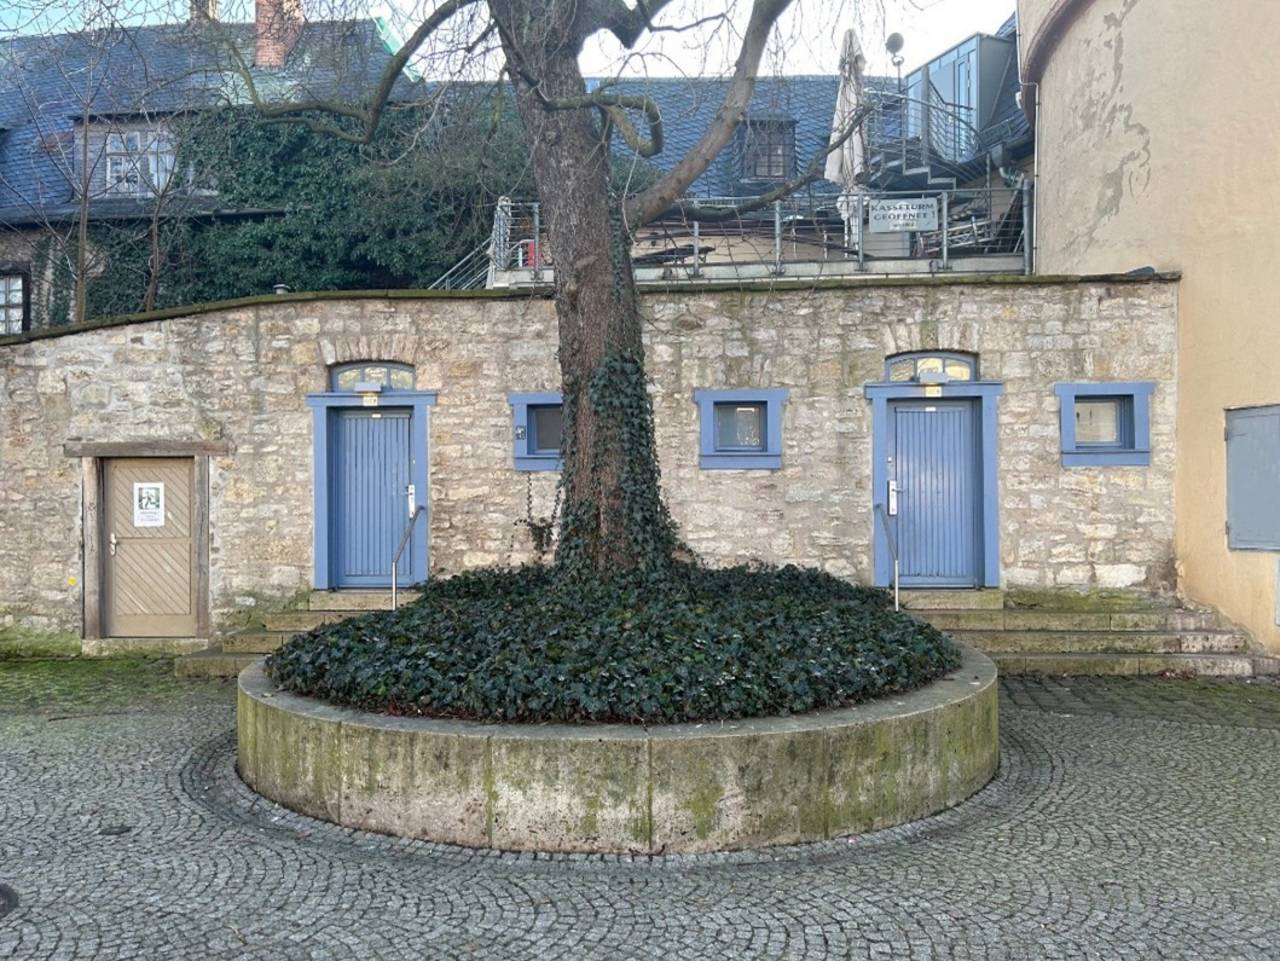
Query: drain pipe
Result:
<box><xmin>1020</xmin><ymin>77</ymin><xmax>1042</xmax><ymax>275</ymax></box>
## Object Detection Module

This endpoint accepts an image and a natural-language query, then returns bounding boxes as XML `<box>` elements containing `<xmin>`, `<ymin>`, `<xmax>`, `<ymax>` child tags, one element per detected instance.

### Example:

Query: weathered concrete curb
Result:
<box><xmin>236</xmin><ymin>646</ymin><xmax>998</xmax><ymax>853</ymax></box>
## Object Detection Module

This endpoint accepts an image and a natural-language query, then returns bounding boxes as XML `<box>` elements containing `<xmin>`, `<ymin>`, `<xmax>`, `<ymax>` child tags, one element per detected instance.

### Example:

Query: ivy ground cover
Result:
<box><xmin>266</xmin><ymin>564</ymin><xmax>960</xmax><ymax>724</ymax></box>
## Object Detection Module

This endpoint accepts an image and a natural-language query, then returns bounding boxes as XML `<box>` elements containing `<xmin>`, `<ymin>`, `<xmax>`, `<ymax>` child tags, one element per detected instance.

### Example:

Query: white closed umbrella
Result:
<box><xmin>824</xmin><ymin>28</ymin><xmax>868</xmax><ymax>190</ymax></box>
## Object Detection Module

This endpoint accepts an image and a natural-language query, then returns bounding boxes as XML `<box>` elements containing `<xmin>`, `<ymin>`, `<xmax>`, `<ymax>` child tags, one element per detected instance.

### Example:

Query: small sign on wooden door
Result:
<box><xmin>133</xmin><ymin>482</ymin><xmax>165</xmax><ymax>527</ymax></box>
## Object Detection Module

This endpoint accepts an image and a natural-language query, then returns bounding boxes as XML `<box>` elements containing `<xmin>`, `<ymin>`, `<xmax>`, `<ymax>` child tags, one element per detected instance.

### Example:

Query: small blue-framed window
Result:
<box><xmin>1054</xmin><ymin>382</ymin><xmax>1154</xmax><ymax>467</ymax></box>
<box><xmin>331</xmin><ymin>361</ymin><xmax>415</xmax><ymax>393</ymax></box>
<box><xmin>694</xmin><ymin>388</ymin><xmax>788</xmax><ymax>469</ymax></box>
<box><xmin>508</xmin><ymin>392</ymin><xmax>563</xmax><ymax>471</ymax></box>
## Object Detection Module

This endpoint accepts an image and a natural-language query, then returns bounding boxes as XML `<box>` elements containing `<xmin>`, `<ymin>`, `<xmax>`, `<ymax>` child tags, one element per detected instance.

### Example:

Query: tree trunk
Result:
<box><xmin>491</xmin><ymin>0</ymin><xmax>675</xmax><ymax>575</ymax></box>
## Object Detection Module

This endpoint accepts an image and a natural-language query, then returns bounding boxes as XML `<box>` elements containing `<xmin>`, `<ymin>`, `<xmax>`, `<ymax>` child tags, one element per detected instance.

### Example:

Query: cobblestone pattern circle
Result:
<box><xmin>1</xmin><ymin>669</ymin><xmax>1279</xmax><ymax>960</ymax></box>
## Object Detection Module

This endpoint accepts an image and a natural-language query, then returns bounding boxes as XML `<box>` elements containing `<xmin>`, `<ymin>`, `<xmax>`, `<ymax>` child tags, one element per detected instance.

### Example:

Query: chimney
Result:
<box><xmin>255</xmin><ymin>0</ymin><xmax>303</xmax><ymax>70</ymax></box>
<box><xmin>189</xmin><ymin>0</ymin><xmax>218</xmax><ymax>20</ymax></box>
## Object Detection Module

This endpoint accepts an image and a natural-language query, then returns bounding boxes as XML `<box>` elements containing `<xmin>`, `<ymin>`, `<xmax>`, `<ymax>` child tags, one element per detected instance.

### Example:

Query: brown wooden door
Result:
<box><xmin>103</xmin><ymin>458</ymin><xmax>197</xmax><ymax>637</ymax></box>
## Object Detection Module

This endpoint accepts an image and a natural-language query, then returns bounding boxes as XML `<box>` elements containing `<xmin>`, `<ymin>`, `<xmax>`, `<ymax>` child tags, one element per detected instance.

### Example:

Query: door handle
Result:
<box><xmin>406</xmin><ymin>484</ymin><xmax>416</xmax><ymax>517</ymax></box>
<box><xmin>887</xmin><ymin>480</ymin><xmax>898</xmax><ymax>516</ymax></box>
<box><xmin>109</xmin><ymin>531</ymin><xmax>119</xmax><ymax>557</ymax></box>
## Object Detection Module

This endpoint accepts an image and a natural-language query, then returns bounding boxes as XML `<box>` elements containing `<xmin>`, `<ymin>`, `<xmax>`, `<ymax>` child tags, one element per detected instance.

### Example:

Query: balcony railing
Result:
<box><xmin>464</xmin><ymin>183</ymin><xmax>1032</xmax><ymax>290</ymax></box>
<box><xmin>859</xmin><ymin>85</ymin><xmax>984</xmax><ymax>188</ymax></box>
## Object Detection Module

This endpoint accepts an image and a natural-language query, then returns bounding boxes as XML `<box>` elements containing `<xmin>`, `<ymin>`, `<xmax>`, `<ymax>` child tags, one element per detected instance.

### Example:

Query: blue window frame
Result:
<box><xmin>1226</xmin><ymin>405</ymin><xmax>1280</xmax><ymax>550</ymax></box>
<box><xmin>694</xmin><ymin>388</ymin><xmax>788</xmax><ymax>469</ymax></box>
<box><xmin>508</xmin><ymin>392</ymin><xmax>563</xmax><ymax>471</ymax></box>
<box><xmin>1054</xmin><ymin>382</ymin><xmax>1154</xmax><ymax>467</ymax></box>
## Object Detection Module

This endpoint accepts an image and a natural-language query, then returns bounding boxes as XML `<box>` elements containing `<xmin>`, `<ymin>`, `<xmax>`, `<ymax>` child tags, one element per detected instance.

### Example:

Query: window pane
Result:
<box><xmin>530</xmin><ymin>405</ymin><xmax>563</xmax><ymax>453</ymax></box>
<box><xmin>363</xmin><ymin>365</ymin><xmax>388</xmax><ymax>386</ymax></box>
<box><xmin>916</xmin><ymin>356</ymin><xmax>944</xmax><ymax>376</ymax></box>
<box><xmin>335</xmin><ymin>368</ymin><xmax>360</xmax><ymax>391</ymax></box>
<box><xmin>715</xmin><ymin>403</ymin><xmax>765</xmax><ymax>450</ymax></box>
<box><xmin>1</xmin><ymin>275</ymin><xmax>22</xmax><ymax>333</ymax></box>
<box><xmin>1076</xmin><ymin>398</ymin><xmax>1121</xmax><ymax>445</ymax></box>
<box><xmin>944</xmin><ymin>359</ymin><xmax>973</xmax><ymax>381</ymax></box>
<box><xmin>389</xmin><ymin>368</ymin><xmax>414</xmax><ymax>390</ymax></box>
<box><xmin>889</xmin><ymin>359</ymin><xmax>915</xmax><ymax>382</ymax></box>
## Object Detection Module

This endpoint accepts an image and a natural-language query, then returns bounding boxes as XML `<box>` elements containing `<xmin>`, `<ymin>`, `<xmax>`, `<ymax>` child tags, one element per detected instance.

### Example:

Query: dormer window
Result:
<box><xmin>93</xmin><ymin>125</ymin><xmax>177</xmax><ymax>196</ymax></box>
<box><xmin>741</xmin><ymin>119</ymin><xmax>795</xmax><ymax>181</ymax></box>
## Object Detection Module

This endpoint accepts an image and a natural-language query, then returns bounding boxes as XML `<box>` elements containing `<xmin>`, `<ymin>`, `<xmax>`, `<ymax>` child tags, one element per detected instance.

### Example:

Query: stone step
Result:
<box><xmin>307</xmin><ymin>590</ymin><xmax>419</xmax><ymax>612</ymax></box>
<box><xmin>920</xmin><ymin>607</ymin><xmax>1224</xmax><ymax>632</ymax></box>
<box><xmin>951</xmin><ymin>629</ymin><xmax>1250</xmax><ymax>655</ymax></box>
<box><xmin>222</xmin><ymin>631</ymin><xmax>291</xmax><ymax>654</ymax></box>
<box><xmin>899</xmin><ymin>589</ymin><xmax>1004</xmax><ymax>611</ymax></box>
<box><xmin>174</xmin><ymin>649</ymin><xmax>261</xmax><ymax>679</ymax></box>
<box><xmin>993</xmin><ymin>652</ymin><xmax>1280</xmax><ymax>678</ymax></box>
<box><xmin>262</xmin><ymin>610</ymin><xmax>349</xmax><ymax>632</ymax></box>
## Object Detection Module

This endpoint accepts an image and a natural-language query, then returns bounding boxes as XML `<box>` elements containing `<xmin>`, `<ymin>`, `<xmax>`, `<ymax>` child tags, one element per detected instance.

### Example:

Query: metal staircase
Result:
<box><xmin>861</xmin><ymin>85</ymin><xmax>986</xmax><ymax>191</ymax></box>
<box><xmin>427</xmin><ymin>241</ymin><xmax>492</xmax><ymax>291</ymax></box>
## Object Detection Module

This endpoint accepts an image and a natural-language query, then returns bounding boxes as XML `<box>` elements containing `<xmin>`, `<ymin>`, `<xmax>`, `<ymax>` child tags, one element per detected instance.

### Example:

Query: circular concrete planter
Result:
<box><xmin>237</xmin><ymin>646</ymin><xmax>998</xmax><ymax>854</ymax></box>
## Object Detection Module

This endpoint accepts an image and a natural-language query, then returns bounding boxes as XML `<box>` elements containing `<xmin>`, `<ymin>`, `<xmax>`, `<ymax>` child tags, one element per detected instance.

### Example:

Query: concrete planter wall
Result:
<box><xmin>237</xmin><ymin>646</ymin><xmax>999</xmax><ymax>854</ymax></box>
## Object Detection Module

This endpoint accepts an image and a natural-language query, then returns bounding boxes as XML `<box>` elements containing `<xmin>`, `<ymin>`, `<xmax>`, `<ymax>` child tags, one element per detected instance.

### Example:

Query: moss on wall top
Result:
<box><xmin>0</xmin><ymin>271</ymin><xmax>1181</xmax><ymax>350</ymax></box>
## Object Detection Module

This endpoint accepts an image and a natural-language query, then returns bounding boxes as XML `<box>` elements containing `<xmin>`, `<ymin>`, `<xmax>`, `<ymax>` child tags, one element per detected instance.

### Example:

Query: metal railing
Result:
<box><xmin>390</xmin><ymin>505</ymin><xmax>427</xmax><ymax>611</ymax></box>
<box><xmin>874</xmin><ymin>503</ymin><xmax>900</xmax><ymax>612</ymax></box>
<box><xmin>862</xmin><ymin>86</ymin><xmax>981</xmax><ymax>185</ymax></box>
<box><xmin>472</xmin><ymin>183</ymin><xmax>1029</xmax><ymax>287</ymax></box>
<box><xmin>427</xmin><ymin>243</ymin><xmax>491</xmax><ymax>291</ymax></box>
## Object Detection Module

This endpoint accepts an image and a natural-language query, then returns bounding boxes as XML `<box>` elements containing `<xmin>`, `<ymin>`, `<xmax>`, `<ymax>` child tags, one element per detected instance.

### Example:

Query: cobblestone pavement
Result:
<box><xmin>2</xmin><ymin>661</ymin><xmax>1279</xmax><ymax>960</ymax></box>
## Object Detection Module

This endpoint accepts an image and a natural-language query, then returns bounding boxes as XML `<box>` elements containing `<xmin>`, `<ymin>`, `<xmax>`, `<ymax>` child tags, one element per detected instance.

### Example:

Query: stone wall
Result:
<box><xmin>0</xmin><ymin>277</ymin><xmax>1179</xmax><ymax>638</ymax></box>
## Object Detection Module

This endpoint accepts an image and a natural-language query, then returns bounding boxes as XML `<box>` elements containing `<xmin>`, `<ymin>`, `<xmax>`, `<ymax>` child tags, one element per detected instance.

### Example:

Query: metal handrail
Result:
<box><xmin>428</xmin><ymin>243</ymin><xmax>490</xmax><ymax>290</ymax></box>
<box><xmin>874</xmin><ymin>503</ymin><xmax>900</xmax><ymax>612</ymax></box>
<box><xmin>390</xmin><ymin>505</ymin><xmax>427</xmax><ymax>610</ymax></box>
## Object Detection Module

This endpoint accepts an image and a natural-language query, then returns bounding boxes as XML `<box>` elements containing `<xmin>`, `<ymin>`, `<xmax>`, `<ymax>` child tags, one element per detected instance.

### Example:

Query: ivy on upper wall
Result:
<box><xmin>76</xmin><ymin>99</ymin><xmax>665</xmax><ymax>323</ymax></box>
<box><xmin>83</xmin><ymin>100</ymin><xmax>536</xmax><ymax>320</ymax></box>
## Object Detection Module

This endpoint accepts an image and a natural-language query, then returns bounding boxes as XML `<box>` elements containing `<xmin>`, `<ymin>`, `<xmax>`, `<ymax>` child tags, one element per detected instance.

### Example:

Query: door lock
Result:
<box><xmin>887</xmin><ymin>480</ymin><xmax>899</xmax><ymax>516</ymax></box>
<box><xmin>406</xmin><ymin>484</ymin><xmax>416</xmax><ymax>517</ymax></box>
<box><xmin>109</xmin><ymin>531</ymin><xmax>119</xmax><ymax>557</ymax></box>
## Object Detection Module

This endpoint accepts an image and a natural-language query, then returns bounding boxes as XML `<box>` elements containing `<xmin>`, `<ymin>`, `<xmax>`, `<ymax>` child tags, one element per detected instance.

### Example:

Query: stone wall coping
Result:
<box><xmin>240</xmin><ymin>644</ymin><xmax>995</xmax><ymax>741</ymax></box>
<box><xmin>237</xmin><ymin>645</ymin><xmax>999</xmax><ymax>853</ymax></box>
<box><xmin>0</xmin><ymin>272</ymin><xmax>1181</xmax><ymax>349</ymax></box>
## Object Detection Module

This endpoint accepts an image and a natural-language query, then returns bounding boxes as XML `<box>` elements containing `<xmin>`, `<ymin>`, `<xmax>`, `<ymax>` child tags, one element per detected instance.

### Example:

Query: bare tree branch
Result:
<box><xmin>222</xmin><ymin>0</ymin><xmax>485</xmax><ymax>145</ymax></box>
<box><xmin>623</xmin><ymin>0</ymin><xmax>793</xmax><ymax>228</ymax></box>
<box><xmin>672</xmin><ymin>101</ymin><xmax>876</xmax><ymax>222</ymax></box>
<box><xmin>579</xmin><ymin>0</ymin><xmax>683</xmax><ymax>46</ymax></box>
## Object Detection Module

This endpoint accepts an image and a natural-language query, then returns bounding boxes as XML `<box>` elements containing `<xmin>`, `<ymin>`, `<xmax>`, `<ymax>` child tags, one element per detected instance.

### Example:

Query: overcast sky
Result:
<box><xmin>571</xmin><ymin>0</ymin><xmax>1016</xmax><ymax>79</ymax></box>
<box><xmin>3</xmin><ymin>0</ymin><xmax>1017</xmax><ymax>80</ymax></box>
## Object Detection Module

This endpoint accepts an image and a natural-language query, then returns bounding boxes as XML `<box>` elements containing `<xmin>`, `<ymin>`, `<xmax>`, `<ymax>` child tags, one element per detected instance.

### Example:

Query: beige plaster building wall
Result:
<box><xmin>1018</xmin><ymin>0</ymin><xmax>1280</xmax><ymax>651</ymax></box>
<box><xmin>0</xmin><ymin>279</ymin><xmax>1177</xmax><ymax>640</ymax></box>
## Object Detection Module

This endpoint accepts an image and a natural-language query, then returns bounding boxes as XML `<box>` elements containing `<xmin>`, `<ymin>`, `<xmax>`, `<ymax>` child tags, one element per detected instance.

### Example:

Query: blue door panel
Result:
<box><xmin>890</xmin><ymin>400</ymin><xmax>981</xmax><ymax>587</ymax></box>
<box><xmin>330</xmin><ymin>410</ymin><xmax>413</xmax><ymax>587</ymax></box>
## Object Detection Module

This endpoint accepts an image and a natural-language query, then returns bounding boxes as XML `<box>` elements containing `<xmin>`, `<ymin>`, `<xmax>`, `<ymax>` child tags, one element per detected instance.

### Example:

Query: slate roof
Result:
<box><xmin>0</xmin><ymin>18</ymin><xmax>413</xmax><ymax>224</ymax></box>
<box><xmin>603</xmin><ymin>75</ymin><xmax>859</xmax><ymax>197</ymax></box>
<box><xmin>1</xmin><ymin>13</ymin><xmax>1030</xmax><ymax>222</ymax></box>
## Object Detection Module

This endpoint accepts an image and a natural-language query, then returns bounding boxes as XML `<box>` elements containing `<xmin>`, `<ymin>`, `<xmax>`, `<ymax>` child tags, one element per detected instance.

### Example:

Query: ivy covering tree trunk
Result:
<box><xmin>490</xmin><ymin>0</ymin><xmax>676</xmax><ymax>574</ymax></box>
<box><xmin>216</xmin><ymin>0</ymin><xmax>858</xmax><ymax>575</ymax></box>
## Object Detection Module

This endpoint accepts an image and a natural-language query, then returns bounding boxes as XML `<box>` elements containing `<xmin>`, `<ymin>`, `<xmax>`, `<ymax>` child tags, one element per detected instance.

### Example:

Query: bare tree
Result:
<box><xmin>6</xmin><ymin>0</ymin><xmax>869</xmax><ymax>571</ymax></box>
<box><xmin>228</xmin><ymin>0</ymin><xmax>871</xmax><ymax>575</ymax></box>
<box><xmin>0</xmin><ymin>15</ymin><xmax>205</xmax><ymax>325</ymax></box>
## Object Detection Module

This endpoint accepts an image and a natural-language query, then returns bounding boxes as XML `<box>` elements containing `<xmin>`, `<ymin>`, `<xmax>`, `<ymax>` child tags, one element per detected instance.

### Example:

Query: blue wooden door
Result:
<box><xmin>888</xmin><ymin>399</ymin><xmax>982</xmax><ymax>587</ymax></box>
<box><xmin>330</xmin><ymin>409</ymin><xmax>415</xmax><ymax>587</ymax></box>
